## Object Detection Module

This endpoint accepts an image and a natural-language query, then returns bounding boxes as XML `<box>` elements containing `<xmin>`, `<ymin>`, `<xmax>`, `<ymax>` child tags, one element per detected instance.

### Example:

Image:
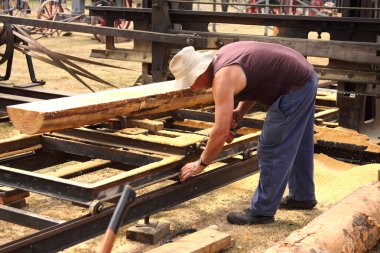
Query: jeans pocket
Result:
<box><xmin>260</xmin><ymin>99</ymin><xmax>286</xmax><ymax>146</ymax></box>
<box><xmin>277</xmin><ymin>93</ymin><xmax>295</xmax><ymax>118</ymax></box>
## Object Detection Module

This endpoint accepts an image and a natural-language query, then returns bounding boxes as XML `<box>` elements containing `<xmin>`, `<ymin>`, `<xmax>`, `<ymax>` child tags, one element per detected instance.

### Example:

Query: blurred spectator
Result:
<box><xmin>322</xmin><ymin>0</ymin><xmax>338</xmax><ymax>16</ymax></box>
<box><xmin>221</xmin><ymin>0</ymin><xmax>228</xmax><ymax>12</ymax></box>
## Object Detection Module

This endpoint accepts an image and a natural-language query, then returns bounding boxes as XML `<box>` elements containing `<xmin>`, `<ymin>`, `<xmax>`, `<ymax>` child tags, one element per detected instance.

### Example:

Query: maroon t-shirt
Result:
<box><xmin>212</xmin><ymin>41</ymin><xmax>314</xmax><ymax>105</ymax></box>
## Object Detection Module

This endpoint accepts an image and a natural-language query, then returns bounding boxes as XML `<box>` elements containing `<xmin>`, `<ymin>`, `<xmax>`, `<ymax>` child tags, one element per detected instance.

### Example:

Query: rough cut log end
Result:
<box><xmin>264</xmin><ymin>182</ymin><xmax>380</xmax><ymax>253</ymax></box>
<box><xmin>7</xmin><ymin>106</ymin><xmax>44</xmax><ymax>135</ymax></box>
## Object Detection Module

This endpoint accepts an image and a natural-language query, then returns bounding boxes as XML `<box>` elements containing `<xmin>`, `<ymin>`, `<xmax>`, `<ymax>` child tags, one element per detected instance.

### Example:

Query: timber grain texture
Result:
<box><xmin>7</xmin><ymin>81</ymin><xmax>213</xmax><ymax>134</ymax></box>
<box><xmin>264</xmin><ymin>182</ymin><xmax>380</xmax><ymax>253</ymax></box>
<box><xmin>145</xmin><ymin>225</ymin><xmax>232</xmax><ymax>253</ymax></box>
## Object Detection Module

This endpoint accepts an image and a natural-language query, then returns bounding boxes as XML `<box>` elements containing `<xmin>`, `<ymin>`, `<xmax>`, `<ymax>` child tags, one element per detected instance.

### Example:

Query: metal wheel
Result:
<box><xmin>91</xmin><ymin>0</ymin><xmax>132</xmax><ymax>42</ymax></box>
<box><xmin>36</xmin><ymin>0</ymin><xmax>70</xmax><ymax>36</ymax></box>
<box><xmin>89</xmin><ymin>200</ymin><xmax>104</xmax><ymax>215</ymax></box>
<box><xmin>0</xmin><ymin>24</ymin><xmax>14</xmax><ymax>65</ymax></box>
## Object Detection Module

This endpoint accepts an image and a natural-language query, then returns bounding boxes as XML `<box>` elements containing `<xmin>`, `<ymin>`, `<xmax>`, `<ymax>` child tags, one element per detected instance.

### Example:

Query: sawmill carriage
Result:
<box><xmin>0</xmin><ymin>0</ymin><xmax>379</xmax><ymax>252</ymax></box>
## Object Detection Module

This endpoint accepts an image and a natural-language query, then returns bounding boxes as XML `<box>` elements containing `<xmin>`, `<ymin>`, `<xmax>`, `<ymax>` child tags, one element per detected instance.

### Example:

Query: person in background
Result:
<box><xmin>169</xmin><ymin>41</ymin><xmax>318</xmax><ymax>225</ymax></box>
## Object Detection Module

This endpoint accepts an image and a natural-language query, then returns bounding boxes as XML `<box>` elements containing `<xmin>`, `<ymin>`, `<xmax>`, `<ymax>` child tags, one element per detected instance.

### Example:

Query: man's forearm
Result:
<box><xmin>236</xmin><ymin>100</ymin><xmax>256</xmax><ymax>115</ymax></box>
<box><xmin>200</xmin><ymin>128</ymin><xmax>228</xmax><ymax>165</ymax></box>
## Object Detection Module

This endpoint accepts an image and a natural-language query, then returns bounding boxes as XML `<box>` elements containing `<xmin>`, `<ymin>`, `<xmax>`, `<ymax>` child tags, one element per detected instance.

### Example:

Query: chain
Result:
<box><xmin>318</xmin><ymin>88</ymin><xmax>380</xmax><ymax>98</ymax></box>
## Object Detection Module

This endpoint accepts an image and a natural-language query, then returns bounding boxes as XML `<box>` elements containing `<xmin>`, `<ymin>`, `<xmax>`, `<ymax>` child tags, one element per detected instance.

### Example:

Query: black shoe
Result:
<box><xmin>279</xmin><ymin>196</ymin><xmax>317</xmax><ymax>210</ymax></box>
<box><xmin>227</xmin><ymin>209</ymin><xmax>274</xmax><ymax>225</ymax></box>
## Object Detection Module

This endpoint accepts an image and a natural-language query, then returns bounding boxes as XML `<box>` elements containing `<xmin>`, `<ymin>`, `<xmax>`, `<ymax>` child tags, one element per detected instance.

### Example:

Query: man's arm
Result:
<box><xmin>236</xmin><ymin>100</ymin><xmax>256</xmax><ymax>115</ymax></box>
<box><xmin>231</xmin><ymin>100</ymin><xmax>256</xmax><ymax>129</ymax></box>
<box><xmin>179</xmin><ymin>65</ymin><xmax>246</xmax><ymax>182</ymax></box>
<box><xmin>200</xmin><ymin>72</ymin><xmax>235</xmax><ymax>165</ymax></box>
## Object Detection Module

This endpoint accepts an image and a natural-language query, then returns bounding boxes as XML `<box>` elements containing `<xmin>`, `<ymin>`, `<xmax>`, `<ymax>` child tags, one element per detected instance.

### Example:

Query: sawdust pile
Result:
<box><xmin>314</xmin><ymin>126</ymin><xmax>380</xmax><ymax>152</ymax></box>
<box><xmin>313</xmin><ymin>153</ymin><xmax>379</xmax><ymax>207</ymax></box>
<box><xmin>314</xmin><ymin>153</ymin><xmax>355</xmax><ymax>171</ymax></box>
<box><xmin>0</xmin><ymin>122</ymin><xmax>21</xmax><ymax>140</ymax></box>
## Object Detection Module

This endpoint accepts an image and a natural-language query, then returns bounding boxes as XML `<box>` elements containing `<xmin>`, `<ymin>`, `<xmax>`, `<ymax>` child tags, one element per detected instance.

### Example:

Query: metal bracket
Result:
<box><xmin>25</xmin><ymin>45</ymin><xmax>45</xmax><ymax>85</ymax></box>
<box><xmin>136</xmin><ymin>216</ymin><xmax>159</xmax><ymax>228</ymax></box>
<box><xmin>0</xmin><ymin>52</ymin><xmax>14</xmax><ymax>81</ymax></box>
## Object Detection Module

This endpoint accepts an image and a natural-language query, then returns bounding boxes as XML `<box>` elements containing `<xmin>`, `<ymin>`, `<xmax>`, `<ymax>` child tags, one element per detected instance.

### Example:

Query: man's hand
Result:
<box><xmin>179</xmin><ymin>161</ymin><xmax>206</xmax><ymax>182</ymax></box>
<box><xmin>231</xmin><ymin>109</ymin><xmax>243</xmax><ymax>130</ymax></box>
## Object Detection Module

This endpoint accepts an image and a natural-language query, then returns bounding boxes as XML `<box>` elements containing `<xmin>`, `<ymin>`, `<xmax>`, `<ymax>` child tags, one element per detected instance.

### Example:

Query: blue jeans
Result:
<box><xmin>251</xmin><ymin>72</ymin><xmax>318</xmax><ymax>216</ymax></box>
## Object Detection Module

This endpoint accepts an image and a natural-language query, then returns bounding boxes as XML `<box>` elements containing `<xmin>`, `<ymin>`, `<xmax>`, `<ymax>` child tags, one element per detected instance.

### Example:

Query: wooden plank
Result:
<box><xmin>170</xmin><ymin>28</ymin><xmax>380</xmax><ymax>64</ymax></box>
<box><xmin>7</xmin><ymin>81</ymin><xmax>213</xmax><ymax>134</ymax></box>
<box><xmin>145</xmin><ymin>225</ymin><xmax>232</xmax><ymax>253</ymax></box>
<box><xmin>126</xmin><ymin>118</ymin><xmax>164</xmax><ymax>131</ymax></box>
<box><xmin>0</xmin><ymin>190</ymin><xmax>30</xmax><ymax>205</ymax></box>
<box><xmin>0</xmin><ymin>186</ymin><xmax>29</xmax><ymax>206</ymax></box>
<box><xmin>314</xmin><ymin>108</ymin><xmax>339</xmax><ymax>120</ymax></box>
<box><xmin>0</xmin><ymin>135</ymin><xmax>42</xmax><ymax>158</ymax></box>
<box><xmin>120</xmin><ymin>128</ymin><xmax>149</xmax><ymax>135</ymax></box>
<box><xmin>90</xmin><ymin>49</ymin><xmax>152</xmax><ymax>63</ymax></box>
<box><xmin>318</xmin><ymin>80</ymin><xmax>336</xmax><ymax>88</ymax></box>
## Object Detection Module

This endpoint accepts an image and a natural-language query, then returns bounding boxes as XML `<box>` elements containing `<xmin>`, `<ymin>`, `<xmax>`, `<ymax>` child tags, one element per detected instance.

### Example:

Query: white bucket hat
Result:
<box><xmin>169</xmin><ymin>46</ymin><xmax>214</xmax><ymax>89</ymax></box>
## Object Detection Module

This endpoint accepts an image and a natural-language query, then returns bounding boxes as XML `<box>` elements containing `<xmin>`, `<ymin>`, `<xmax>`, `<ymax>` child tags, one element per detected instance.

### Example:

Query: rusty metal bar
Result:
<box><xmin>0</xmin><ymin>205</ymin><xmax>64</xmax><ymax>230</ymax></box>
<box><xmin>0</xmin><ymin>16</ymin><xmax>208</xmax><ymax>47</ymax></box>
<box><xmin>1</xmin><ymin>151</ymin><xmax>77</xmax><ymax>172</ymax></box>
<box><xmin>41</xmin><ymin>135</ymin><xmax>161</xmax><ymax>166</ymax></box>
<box><xmin>0</xmin><ymin>156</ymin><xmax>259</xmax><ymax>253</ymax></box>
<box><xmin>0</xmin><ymin>128</ymin><xmax>260</xmax><ymax>204</ymax></box>
<box><xmin>172</xmin><ymin>109</ymin><xmax>264</xmax><ymax>129</ymax></box>
<box><xmin>0</xmin><ymin>84</ymin><xmax>78</xmax><ymax>99</ymax></box>
<box><xmin>52</xmin><ymin>128</ymin><xmax>195</xmax><ymax>155</ymax></box>
<box><xmin>0</xmin><ymin>135</ymin><xmax>42</xmax><ymax>159</ymax></box>
<box><xmin>0</xmin><ymin>154</ymin><xmax>183</xmax><ymax>204</ymax></box>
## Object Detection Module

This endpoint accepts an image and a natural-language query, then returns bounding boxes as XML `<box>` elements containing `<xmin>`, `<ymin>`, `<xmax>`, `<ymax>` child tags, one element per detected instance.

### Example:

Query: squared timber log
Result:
<box><xmin>7</xmin><ymin>81</ymin><xmax>213</xmax><ymax>134</ymax></box>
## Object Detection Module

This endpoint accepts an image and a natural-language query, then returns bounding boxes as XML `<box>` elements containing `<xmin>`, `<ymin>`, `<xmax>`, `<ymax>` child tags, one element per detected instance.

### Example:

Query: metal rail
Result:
<box><xmin>0</xmin><ymin>156</ymin><xmax>259</xmax><ymax>253</ymax></box>
<box><xmin>0</xmin><ymin>103</ymin><xmax>375</xmax><ymax>252</ymax></box>
<box><xmin>0</xmin><ymin>15</ymin><xmax>207</xmax><ymax>47</ymax></box>
<box><xmin>0</xmin><ymin>2</ymin><xmax>379</xmax><ymax>251</ymax></box>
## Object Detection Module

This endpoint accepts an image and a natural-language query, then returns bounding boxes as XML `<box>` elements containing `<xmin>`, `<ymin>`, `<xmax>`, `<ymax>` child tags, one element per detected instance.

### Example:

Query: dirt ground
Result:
<box><xmin>0</xmin><ymin>8</ymin><xmax>380</xmax><ymax>253</ymax></box>
<box><xmin>0</xmin><ymin>120</ymin><xmax>379</xmax><ymax>253</ymax></box>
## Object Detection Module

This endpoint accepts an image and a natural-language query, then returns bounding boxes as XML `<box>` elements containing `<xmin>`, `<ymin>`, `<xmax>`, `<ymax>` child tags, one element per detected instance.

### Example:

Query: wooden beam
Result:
<box><xmin>90</xmin><ymin>49</ymin><xmax>152</xmax><ymax>63</ymax></box>
<box><xmin>0</xmin><ymin>135</ymin><xmax>42</xmax><ymax>158</ymax></box>
<box><xmin>314</xmin><ymin>108</ymin><xmax>339</xmax><ymax>121</ymax></box>
<box><xmin>7</xmin><ymin>81</ymin><xmax>213</xmax><ymax>134</ymax></box>
<box><xmin>0</xmin><ymin>187</ymin><xmax>30</xmax><ymax>205</ymax></box>
<box><xmin>126</xmin><ymin>118</ymin><xmax>164</xmax><ymax>131</ymax></box>
<box><xmin>145</xmin><ymin>225</ymin><xmax>232</xmax><ymax>253</ymax></box>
